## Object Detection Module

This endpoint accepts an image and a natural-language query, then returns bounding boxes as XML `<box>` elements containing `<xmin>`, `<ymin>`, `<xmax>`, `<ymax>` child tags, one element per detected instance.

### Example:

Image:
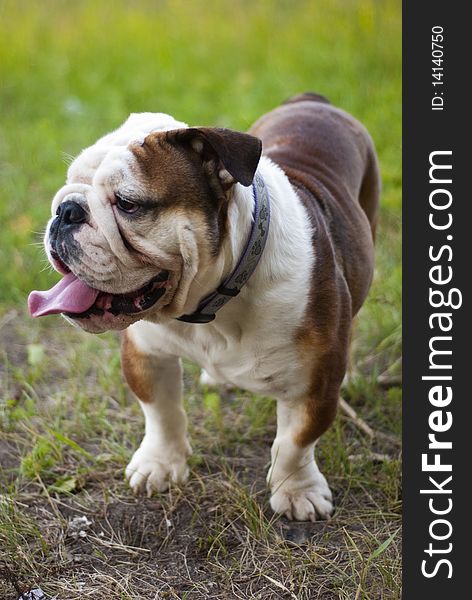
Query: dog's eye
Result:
<box><xmin>115</xmin><ymin>194</ymin><xmax>139</xmax><ymax>214</ymax></box>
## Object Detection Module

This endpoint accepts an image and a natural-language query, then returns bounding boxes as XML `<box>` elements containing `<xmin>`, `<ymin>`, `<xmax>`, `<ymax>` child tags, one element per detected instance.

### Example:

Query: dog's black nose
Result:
<box><xmin>56</xmin><ymin>200</ymin><xmax>87</xmax><ymax>226</ymax></box>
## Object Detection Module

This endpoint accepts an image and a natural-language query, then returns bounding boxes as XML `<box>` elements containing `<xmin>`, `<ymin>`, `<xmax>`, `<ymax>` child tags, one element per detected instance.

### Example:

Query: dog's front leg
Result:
<box><xmin>121</xmin><ymin>329</ymin><xmax>191</xmax><ymax>496</ymax></box>
<box><xmin>268</xmin><ymin>388</ymin><xmax>338</xmax><ymax>522</ymax></box>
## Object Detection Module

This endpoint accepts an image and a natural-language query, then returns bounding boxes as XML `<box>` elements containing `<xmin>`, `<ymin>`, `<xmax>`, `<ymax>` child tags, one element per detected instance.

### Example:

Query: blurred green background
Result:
<box><xmin>0</xmin><ymin>0</ymin><xmax>400</xmax><ymax>309</ymax></box>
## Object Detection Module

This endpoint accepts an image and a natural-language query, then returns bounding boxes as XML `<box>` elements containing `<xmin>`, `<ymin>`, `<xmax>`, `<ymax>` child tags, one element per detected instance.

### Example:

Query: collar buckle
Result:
<box><xmin>176</xmin><ymin>312</ymin><xmax>216</xmax><ymax>324</ymax></box>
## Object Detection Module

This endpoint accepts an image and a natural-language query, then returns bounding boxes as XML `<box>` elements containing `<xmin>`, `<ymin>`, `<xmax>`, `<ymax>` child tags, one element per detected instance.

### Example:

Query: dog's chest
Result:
<box><xmin>155</xmin><ymin>320</ymin><xmax>308</xmax><ymax>399</ymax></box>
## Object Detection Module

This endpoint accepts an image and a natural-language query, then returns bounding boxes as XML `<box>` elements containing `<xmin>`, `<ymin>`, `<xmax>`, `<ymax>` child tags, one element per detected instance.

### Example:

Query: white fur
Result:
<box><xmin>68</xmin><ymin>112</ymin><xmax>188</xmax><ymax>181</ymax></box>
<box><xmin>125</xmin><ymin>151</ymin><xmax>333</xmax><ymax>520</ymax></box>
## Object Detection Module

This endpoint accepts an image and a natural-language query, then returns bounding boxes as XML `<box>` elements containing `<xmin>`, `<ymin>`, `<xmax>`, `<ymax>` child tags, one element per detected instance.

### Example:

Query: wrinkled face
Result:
<box><xmin>30</xmin><ymin>113</ymin><xmax>261</xmax><ymax>333</ymax></box>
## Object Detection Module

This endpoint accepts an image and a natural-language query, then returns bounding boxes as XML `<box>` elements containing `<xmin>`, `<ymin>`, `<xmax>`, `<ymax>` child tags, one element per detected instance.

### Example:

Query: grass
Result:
<box><xmin>0</xmin><ymin>0</ymin><xmax>401</xmax><ymax>598</ymax></box>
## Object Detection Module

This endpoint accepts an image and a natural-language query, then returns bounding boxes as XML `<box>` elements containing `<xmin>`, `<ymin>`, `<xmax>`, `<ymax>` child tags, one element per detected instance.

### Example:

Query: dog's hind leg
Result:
<box><xmin>121</xmin><ymin>326</ymin><xmax>191</xmax><ymax>496</ymax></box>
<box><xmin>268</xmin><ymin>349</ymin><xmax>344</xmax><ymax>521</ymax></box>
<box><xmin>268</xmin><ymin>400</ymin><xmax>337</xmax><ymax>521</ymax></box>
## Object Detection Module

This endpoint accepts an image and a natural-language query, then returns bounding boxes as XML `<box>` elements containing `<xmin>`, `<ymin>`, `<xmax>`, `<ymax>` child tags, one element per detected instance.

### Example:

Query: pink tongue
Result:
<box><xmin>28</xmin><ymin>272</ymin><xmax>100</xmax><ymax>317</ymax></box>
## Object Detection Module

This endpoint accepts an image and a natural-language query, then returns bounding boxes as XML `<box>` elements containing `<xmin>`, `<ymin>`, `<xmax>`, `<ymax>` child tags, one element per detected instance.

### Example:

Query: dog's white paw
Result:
<box><xmin>125</xmin><ymin>441</ymin><xmax>191</xmax><ymax>496</ymax></box>
<box><xmin>270</xmin><ymin>470</ymin><xmax>333</xmax><ymax>522</ymax></box>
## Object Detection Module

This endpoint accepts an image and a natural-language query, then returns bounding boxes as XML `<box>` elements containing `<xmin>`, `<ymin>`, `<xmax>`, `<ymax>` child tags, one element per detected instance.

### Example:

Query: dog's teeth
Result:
<box><xmin>91</xmin><ymin>273</ymin><xmax>169</xmax><ymax>317</ymax></box>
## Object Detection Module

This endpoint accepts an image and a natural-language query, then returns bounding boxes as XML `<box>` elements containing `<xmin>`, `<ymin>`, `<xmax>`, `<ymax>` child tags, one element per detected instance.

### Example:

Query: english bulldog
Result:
<box><xmin>29</xmin><ymin>93</ymin><xmax>379</xmax><ymax>521</ymax></box>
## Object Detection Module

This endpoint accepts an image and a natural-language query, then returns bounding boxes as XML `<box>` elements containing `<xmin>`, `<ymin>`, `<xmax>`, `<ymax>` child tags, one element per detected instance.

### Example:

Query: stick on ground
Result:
<box><xmin>339</xmin><ymin>397</ymin><xmax>375</xmax><ymax>438</ymax></box>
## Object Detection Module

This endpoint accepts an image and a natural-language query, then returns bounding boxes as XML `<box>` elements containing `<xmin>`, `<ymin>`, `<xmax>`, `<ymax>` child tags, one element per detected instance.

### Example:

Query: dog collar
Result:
<box><xmin>177</xmin><ymin>172</ymin><xmax>270</xmax><ymax>324</ymax></box>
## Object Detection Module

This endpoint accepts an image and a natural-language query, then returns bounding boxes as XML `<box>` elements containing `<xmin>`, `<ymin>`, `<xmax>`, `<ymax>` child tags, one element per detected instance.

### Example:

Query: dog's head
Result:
<box><xmin>28</xmin><ymin>113</ymin><xmax>262</xmax><ymax>333</ymax></box>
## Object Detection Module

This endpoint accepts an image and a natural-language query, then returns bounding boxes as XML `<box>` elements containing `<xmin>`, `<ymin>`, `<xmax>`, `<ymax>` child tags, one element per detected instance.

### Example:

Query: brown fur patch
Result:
<box><xmin>293</xmin><ymin>328</ymin><xmax>348</xmax><ymax>447</ymax></box>
<box><xmin>249</xmin><ymin>95</ymin><xmax>379</xmax><ymax>316</ymax></box>
<box><xmin>248</xmin><ymin>94</ymin><xmax>380</xmax><ymax>449</ymax></box>
<box><xmin>121</xmin><ymin>331</ymin><xmax>154</xmax><ymax>403</ymax></box>
<box><xmin>129</xmin><ymin>133</ymin><xmax>229</xmax><ymax>258</ymax></box>
<box><xmin>128</xmin><ymin>127</ymin><xmax>260</xmax><ymax>260</ymax></box>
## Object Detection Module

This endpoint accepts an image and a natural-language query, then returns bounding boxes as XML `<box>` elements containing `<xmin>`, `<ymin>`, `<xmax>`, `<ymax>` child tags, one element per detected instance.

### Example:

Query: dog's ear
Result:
<box><xmin>167</xmin><ymin>127</ymin><xmax>262</xmax><ymax>187</ymax></box>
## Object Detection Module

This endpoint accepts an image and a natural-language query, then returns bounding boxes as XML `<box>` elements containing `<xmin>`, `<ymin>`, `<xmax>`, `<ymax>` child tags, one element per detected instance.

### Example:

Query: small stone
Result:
<box><xmin>18</xmin><ymin>588</ymin><xmax>47</xmax><ymax>600</ymax></box>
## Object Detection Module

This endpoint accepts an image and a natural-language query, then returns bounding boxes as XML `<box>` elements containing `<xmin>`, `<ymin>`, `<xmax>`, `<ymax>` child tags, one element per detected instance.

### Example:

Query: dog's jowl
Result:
<box><xmin>29</xmin><ymin>94</ymin><xmax>379</xmax><ymax>521</ymax></box>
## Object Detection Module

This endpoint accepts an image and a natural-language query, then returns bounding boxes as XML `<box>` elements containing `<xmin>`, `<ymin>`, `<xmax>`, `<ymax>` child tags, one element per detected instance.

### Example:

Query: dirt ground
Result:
<box><xmin>1</xmin><ymin>316</ymin><xmax>401</xmax><ymax>600</ymax></box>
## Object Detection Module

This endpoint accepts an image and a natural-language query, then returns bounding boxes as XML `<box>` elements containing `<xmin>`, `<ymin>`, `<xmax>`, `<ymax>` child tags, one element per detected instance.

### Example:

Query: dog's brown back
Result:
<box><xmin>249</xmin><ymin>93</ymin><xmax>380</xmax><ymax>316</ymax></box>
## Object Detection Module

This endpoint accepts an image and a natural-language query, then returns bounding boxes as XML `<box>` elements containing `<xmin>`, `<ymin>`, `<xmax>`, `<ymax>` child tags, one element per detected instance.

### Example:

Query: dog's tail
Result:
<box><xmin>283</xmin><ymin>92</ymin><xmax>331</xmax><ymax>106</ymax></box>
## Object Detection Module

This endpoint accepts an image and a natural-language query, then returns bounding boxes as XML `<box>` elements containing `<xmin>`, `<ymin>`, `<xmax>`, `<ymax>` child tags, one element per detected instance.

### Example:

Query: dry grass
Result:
<box><xmin>1</xmin><ymin>317</ymin><xmax>401</xmax><ymax>599</ymax></box>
